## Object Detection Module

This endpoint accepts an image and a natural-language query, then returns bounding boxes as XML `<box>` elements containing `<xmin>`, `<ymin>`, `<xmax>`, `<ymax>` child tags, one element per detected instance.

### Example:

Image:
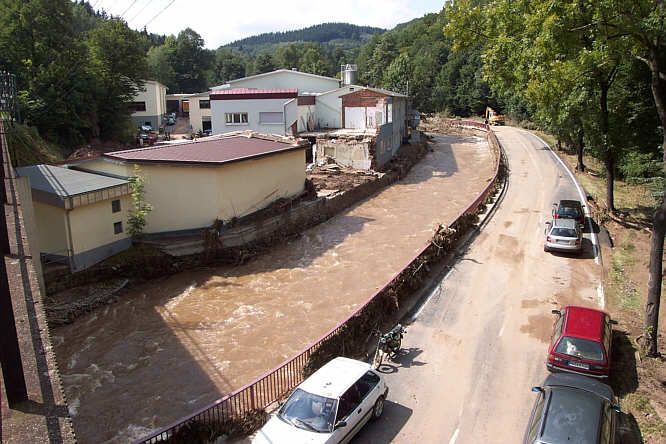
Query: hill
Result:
<box><xmin>222</xmin><ymin>22</ymin><xmax>385</xmax><ymax>57</ymax></box>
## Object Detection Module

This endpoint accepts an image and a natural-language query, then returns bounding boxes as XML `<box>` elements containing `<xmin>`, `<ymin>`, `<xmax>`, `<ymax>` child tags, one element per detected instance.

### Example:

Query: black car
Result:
<box><xmin>552</xmin><ymin>199</ymin><xmax>585</xmax><ymax>225</ymax></box>
<box><xmin>524</xmin><ymin>373</ymin><xmax>620</xmax><ymax>444</ymax></box>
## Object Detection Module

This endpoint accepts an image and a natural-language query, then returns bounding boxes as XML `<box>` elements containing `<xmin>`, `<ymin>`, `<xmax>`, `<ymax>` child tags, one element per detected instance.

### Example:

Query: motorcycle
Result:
<box><xmin>373</xmin><ymin>324</ymin><xmax>406</xmax><ymax>369</ymax></box>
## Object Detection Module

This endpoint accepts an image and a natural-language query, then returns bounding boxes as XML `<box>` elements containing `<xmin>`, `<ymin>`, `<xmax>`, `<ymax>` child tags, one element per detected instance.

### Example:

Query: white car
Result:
<box><xmin>544</xmin><ymin>218</ymin><xmax>582</xmax><ymax>254</ymax></box>
<box><xmin>252</xmin><ymin>357</ymin><xmax>388</xmax><ymax>444</ymax></box>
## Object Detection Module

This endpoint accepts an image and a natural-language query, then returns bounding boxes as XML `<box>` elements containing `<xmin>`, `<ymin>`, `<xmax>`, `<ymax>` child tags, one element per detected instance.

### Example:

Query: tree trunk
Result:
<box><xmin>604</xmin><ymin>157</ymin><xmax>615</xmax><ymax>212</ymax></box>
<box><xmin>645</xmin><ymin>40</ymin><xmax>666</xmax><ymax>356</ymax></box>
<box><xmin>576</xmin><ymin>129</ymin><xmax>585</xmax><ymax>172</ymax></box>
<box><xmin>647</xmin><ymin>199</ymin><xmax>665</xmax><ymax>356</ymax></box>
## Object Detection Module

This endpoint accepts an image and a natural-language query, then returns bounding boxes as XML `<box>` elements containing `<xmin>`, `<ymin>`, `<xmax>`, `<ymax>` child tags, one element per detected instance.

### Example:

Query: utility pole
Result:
<box><xmin>0</xmin><ymin>71</ymin><xmax>28</xmax><ymax>406</ymax></box>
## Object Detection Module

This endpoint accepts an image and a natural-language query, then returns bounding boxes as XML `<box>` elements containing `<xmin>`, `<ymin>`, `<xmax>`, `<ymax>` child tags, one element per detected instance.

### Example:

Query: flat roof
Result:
<box><xmin>104</xmin><ymin>133</ymin><xmax>307</xmax><ymax>166</ymax></box>
<box><xmin>16</xmin><ymin>165</ymin><xmax>129</xmax><ymax>197</ymax></box>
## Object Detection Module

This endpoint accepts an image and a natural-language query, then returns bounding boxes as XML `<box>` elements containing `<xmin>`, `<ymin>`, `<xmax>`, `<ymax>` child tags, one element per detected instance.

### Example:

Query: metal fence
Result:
<box><xmin>0</xmin><ymin>71</ymin><xmax>20</xmax><ymax>128</ymax></box>
<box><xmin>137</xmin><ymin>122</ymin><xmax>503</xmax><ymax>443</ymax></box>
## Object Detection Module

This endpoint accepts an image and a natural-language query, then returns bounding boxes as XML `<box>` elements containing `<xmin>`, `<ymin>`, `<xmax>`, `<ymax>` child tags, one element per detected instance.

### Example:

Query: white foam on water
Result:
<box><xmin>68</xmin><ymin>398</ymin><xmax>80</xmax><ymax>416</ymax></box>
<box><xmin>232</xmin><ymin>304</ymin><xmax>266</xmax><ymax>318</ymax></box>
<box><xmin>106</xmin><ymin>423</ymin><xmax>156</xmax><ymax>444</ymax></box>
<box><xmin>68</xmin><ymin>353</ymin><xmax>79</xmax><ymax>369</ymax></box>
<box><xmin>165</xmin><ymin>282</ymin><xmax>198</xmax><ymax>310</ymax></box>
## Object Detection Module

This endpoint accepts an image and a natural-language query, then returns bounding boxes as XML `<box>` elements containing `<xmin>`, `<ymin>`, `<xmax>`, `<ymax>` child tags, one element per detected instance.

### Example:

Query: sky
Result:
<box><xmin>89</xmin><ymin>0</ymin><xmax>446</xmax><ymax>49</ymax></box>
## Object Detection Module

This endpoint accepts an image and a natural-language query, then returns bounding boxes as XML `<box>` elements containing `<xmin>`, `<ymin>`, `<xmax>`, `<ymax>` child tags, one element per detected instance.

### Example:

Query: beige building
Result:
<box><xmin>130</xmin><ymin>80</ymin><xmax>168</xmax><ymax>131</ymax></box>
<box><xmin>71</xmin><ymin>132</ymin><xmax>308</xmax><ymax>236</ymax></box>
<box><xmin>187</xmin><ymin>92</ymin><xmax>212</xmax><ymax>133</ymax></box>
<box><xmin>16</xmin><ymin>165</ymin><xmax>132</xmax><ymax>271</ymax></box>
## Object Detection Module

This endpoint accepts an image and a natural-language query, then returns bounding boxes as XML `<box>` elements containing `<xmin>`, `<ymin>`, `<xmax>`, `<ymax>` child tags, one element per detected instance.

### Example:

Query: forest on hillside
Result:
<box><xmin>0</xmin><ymin>0</ymin><xmax>664</xmax><ymax>213</ymax></box>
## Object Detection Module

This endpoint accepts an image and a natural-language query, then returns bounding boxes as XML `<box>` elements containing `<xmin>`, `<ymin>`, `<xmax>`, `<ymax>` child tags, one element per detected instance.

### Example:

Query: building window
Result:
<box><xmin>225</xmin><ymin>112</ymin><xmax>248</xmax><ymax>125</ymax></box>
<box><xmin>114</xmin><ymin>221</ymin><xmax>123</xmax><ymax>234</ymax></box>
<box><xmin>111</xmin><ymin>199</ymin><xmax>121</xmax><ymax>213</ymax></box>
<box><xmin>128</xmin><ymin>101</ymin><xmax>146</xmax><ymax>112</ymax></box>
<box><xmin>199</xmin><ymin>100</ymin><xmax>210</xmax><ymax>109</ymax></box>
<box><xmin>259</xmin><ymin>112</ymin><xmax>284</xmax><ymax>124</ymax></box>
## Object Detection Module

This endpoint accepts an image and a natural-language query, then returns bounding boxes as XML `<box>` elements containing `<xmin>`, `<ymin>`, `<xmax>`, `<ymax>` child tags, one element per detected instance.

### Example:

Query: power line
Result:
<box><xmin>142</xmin><ymin>0</ymin><xmax>176</xmax><ymax>29</ymax></box>
<box><xmin>120</xmin><ymin>0</ymin><xmax>140</xmax><ymax>17</ymax></box>
<box><xmin>129</xmin><ymin>0</ymin><xmax>156</xmax><ymax>24</ymax></box>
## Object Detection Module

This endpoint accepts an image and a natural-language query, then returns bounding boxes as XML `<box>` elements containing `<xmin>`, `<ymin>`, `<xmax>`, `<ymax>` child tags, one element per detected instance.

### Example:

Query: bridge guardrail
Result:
<box><xmin>136</xmin><ymin>120</ymin><xmax>504</xmax><ymax>443</ymax></box>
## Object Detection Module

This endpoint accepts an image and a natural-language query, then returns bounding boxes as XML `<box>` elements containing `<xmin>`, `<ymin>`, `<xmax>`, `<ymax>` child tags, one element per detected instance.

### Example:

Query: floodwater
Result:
<box><xmin>52</xmin><ymin>134</ymin><xmax>494</xmax><ymax>443</ymax></box>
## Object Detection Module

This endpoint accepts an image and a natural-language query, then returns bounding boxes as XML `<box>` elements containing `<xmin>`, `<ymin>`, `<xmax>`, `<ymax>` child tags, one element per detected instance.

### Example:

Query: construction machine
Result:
<box><xmin>485</xmin><ymin>107</ymin><xmax>505</xmax><ymax>126</ymax></box>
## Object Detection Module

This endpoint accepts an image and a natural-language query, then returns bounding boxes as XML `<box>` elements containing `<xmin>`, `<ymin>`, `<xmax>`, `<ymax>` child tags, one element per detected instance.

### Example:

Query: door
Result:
<box><xmin>331</xmin><ymin>385</ymin><xmax>364</xmax><ymax>443</ymax></box>
<box><xmin>345</xmin><ymin>107</ymin><xmax>366</xmax><ymax>129</ymax></box>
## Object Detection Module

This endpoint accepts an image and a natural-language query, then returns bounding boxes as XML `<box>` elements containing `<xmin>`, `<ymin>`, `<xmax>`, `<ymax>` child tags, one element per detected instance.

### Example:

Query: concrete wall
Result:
<box><xmin>33</xmin><ymin>201</ymin><xmax>68</xmax><ymax>257</ymax></box>
<box><xmin>285</xmin><ymin>98</ymin><xmax>298</xmax><ymax>135</ymax></box>
<box><xmin>16</xmin><ymin>176</ymin><xmax>46</xmax><ymax>295</ymax></box>
<box><xmin>211</xmin><ymin>98</ymin><xmax>292</xmax><ymax>135</ymax></box>
<box><xmin>316</xmin><ymin>138</ymin><xmax>375</xmax><ymax>170</ymax></box>
<box><xmin>188</xmin><ymin>94</ymin><xmax>212</xmax><ymax>133</ymax></box>
<box><xmin>226</xmin><ymin>71</ymin><xmax>339</xmax><ymax>93</ymax></box>
<box><xmin>129</xmin><ymin>149</ymin><xmax>306</xmax><ymax>233</ymax></box>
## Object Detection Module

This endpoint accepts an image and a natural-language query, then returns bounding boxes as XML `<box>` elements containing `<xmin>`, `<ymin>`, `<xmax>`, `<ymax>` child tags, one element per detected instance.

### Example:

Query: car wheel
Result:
<box><xmin>372</xmin><ymin>396</ymin><xmax>384</xmax><ymax>420</ymax></box>
<box><xmin>543</xmin><ymin>245</ymin><xmax>549</xmax><ymax>252</ymax></box>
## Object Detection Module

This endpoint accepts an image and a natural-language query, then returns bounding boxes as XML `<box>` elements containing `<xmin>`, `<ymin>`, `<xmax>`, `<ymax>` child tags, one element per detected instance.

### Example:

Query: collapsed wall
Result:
<box><xmin>314</xmin><ymin>133</ymin><xmax>378</xmax><ymax>170</ymax></box>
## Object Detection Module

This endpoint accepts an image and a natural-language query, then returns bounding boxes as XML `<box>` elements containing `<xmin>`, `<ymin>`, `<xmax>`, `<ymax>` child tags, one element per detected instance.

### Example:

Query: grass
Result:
<box><xmin>623</xmin><ymin>393</ymin><xmax>666</xmax><ymax>437</ymax></box>
<box><xmin>101</xmin><ymin>243</ymin><xmax>164</xmax><ymax>266</ymax></box>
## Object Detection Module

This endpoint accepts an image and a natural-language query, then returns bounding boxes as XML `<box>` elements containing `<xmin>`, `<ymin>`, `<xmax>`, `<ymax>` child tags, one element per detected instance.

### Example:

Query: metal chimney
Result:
<box><xmin>341</xmin><ymin>64</ymin><xmax>357</xmax><ymax>86</ymax></box>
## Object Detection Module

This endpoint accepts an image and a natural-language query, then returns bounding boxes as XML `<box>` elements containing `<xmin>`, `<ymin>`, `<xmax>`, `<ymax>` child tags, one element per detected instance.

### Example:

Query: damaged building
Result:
<box><xmin>302</xmin><ymin>86</ymin><xmax>409</xmax><ymax>170</ymax></box>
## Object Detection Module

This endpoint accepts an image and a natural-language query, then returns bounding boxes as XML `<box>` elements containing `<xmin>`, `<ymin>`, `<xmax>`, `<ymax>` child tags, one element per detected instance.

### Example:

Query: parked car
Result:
<box><xmin>524</xmin><ymin>373</ymin><xmax>620</xmax><ymax>444</ymax></box>
<box><xmin>544</xmin><ymin>218</ymin><xmax>582</xmax><ymax>253</ymax></box>
<box><xmin>552</xmin><ymin>199</ymin><xmax>585</xmax><ymax>225</ymax></box>
<box><xmin>252</xmin><ymin>357</ymin><xmax>388</xmax><ymax>444</ymax></box>
<box><xmin>547</xmin><ymin>306</ymin><xmax>616</xmax><ymax>378</ymax></box>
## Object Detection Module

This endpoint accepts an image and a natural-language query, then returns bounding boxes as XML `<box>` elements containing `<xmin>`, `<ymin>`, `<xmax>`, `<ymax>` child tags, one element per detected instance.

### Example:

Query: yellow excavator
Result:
<box><xmin>485</xmin><ymin>107</ymin><xmax>505</xmax><ymax>126</ymax></box>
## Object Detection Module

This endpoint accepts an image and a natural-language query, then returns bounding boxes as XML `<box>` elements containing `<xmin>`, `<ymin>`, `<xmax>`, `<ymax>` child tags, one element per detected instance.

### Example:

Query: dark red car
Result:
<box><xmin>547</xmin><ymin>306</ymin><xmax>615</xmax><ymax>378</ymax></box>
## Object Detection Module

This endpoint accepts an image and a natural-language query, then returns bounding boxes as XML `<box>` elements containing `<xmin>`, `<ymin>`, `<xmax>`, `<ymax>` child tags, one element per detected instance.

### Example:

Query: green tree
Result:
<box><xmin>383</xmin><ymin>53</ymin><xmax>410</xmax><ymax>95</ymax></box>
<box><xmin>299</xmin><ymin>48</ymin><xmax>328</xmax><ymax>76</ymax></box>
<box><xmin>214</xmin><ymin>49</ymin><xmax>247</xmax><ymax>84</ymax></box>
<box><xmin>253</xmin><ymin>52</ymin><xmax>276</xmax><ymax>74</ymax></box>
<box><xmin>128</xmin><ymin>165</ymin><xmax>152</xmax><ymax>240</ymax></box>
<box><xmin>86</xmin><ymin>18</ymin><xmax>149</xmax><ymax>140</ymax></box>
<box><xmin>147</xmin><ymin>36</ymin><xmax>177</xmax><ymax>90</ymax></box>
<box><xmin>171</xmin><ymin>28</ymin><xmax>215</xmax><ymax>92</ymax></box>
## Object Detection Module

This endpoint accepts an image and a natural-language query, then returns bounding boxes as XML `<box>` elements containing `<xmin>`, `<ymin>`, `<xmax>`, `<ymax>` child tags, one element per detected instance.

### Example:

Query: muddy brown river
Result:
<box><xmin>52</xmin><ymin>134</ymin><xmax>494</xmax><ymax>443</ymax></box>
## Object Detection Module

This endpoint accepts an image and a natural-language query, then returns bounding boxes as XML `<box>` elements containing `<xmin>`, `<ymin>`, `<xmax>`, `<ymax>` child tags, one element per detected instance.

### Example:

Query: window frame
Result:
<box><xmin>199</xmin><ymin>99</ymin><xmax>210</xmax><ymax>109</ymax></box>
<box><xmin>225</xmin><ymin>112</ymin><xmax>248</xmax><ymax>125</ymax></box>
<box><xmin>111</xmin><ymin>199</ymin><xmax>121</xmax><ymax>213</ymax></box>
<box><xmin>113</xmin><ymin>221</ymin><xmax>123</xmax><ymax>234</ymax></box>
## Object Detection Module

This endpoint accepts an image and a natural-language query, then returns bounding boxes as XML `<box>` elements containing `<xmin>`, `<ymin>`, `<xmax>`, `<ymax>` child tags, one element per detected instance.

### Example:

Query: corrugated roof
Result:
<box><xmin>104</xmin><ymin>134</ymin><xmax>306</xmax><ymax>165</ymax></box>
<box><xmin>16</xmin><ymin>165</ymin><xmax>129</xmax><ymax>198</ymax></box>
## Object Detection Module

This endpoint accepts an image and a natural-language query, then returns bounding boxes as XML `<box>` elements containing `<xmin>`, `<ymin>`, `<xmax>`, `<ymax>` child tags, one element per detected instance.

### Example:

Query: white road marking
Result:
<box><xmin>526</xmin><ymin>131</ymin><xmax>605</xmax><ymax>308</ymax></box>
<box><xmin>448</xmin><ymin>428</ymin><xmax>460</xmax><ymax>444</ymax></box>
<box><xmin>528</xmin><ymin>132</ymin><xmax>600</xmax><ymax>264</ymax></box>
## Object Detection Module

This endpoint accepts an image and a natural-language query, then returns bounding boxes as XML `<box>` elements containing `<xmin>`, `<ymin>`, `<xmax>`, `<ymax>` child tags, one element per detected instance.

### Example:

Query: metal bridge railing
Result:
<box><xmin>136</xmin><ymin>121</ymin><xmax>504</xmax><ymax>443</ymax></box>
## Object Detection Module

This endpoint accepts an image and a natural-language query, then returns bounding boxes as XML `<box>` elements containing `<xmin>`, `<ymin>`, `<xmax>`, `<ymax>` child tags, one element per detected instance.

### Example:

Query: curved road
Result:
<box><xmin>353</xmin><ymin>126</ymin><xmax>603</xmax><ymax>443</ymax></box>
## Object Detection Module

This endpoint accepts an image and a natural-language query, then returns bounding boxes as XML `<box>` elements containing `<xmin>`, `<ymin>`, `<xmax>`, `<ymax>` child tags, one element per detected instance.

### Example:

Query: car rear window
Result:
<box><xmin>551</xmin><ymin>228</ymin><xmax>577</xmax><ymax>237</ymax></box>
<box><xmin>555</xmin><ymin>336</ymin><xmax>604</xmax><ymax>361</ymax></box>
<box><xmin>558</xmin><ymin>207</ymin><xmax>581</xmax><ymax>218</ymax></box>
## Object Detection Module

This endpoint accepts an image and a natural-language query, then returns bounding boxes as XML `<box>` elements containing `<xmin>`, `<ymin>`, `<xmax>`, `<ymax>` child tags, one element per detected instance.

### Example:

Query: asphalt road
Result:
<box><xmin>352</xmin><ymin>126</ymin><xmax>603</xmax><ymax>443</ymax></box>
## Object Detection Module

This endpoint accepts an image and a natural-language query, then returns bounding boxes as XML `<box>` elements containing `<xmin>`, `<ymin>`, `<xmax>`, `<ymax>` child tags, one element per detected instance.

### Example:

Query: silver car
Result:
<box><xmin>544</xmin><ymin>218</ymin><xmax>582</xmax><ymax>253</ymax></box>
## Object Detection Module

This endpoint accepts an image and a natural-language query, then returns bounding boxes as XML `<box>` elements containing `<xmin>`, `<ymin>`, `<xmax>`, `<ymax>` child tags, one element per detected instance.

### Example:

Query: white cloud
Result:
<box><xmin>92</xmin><ymin>0</ymin><xmax>444</xmax><ymax>48</ymax></box>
